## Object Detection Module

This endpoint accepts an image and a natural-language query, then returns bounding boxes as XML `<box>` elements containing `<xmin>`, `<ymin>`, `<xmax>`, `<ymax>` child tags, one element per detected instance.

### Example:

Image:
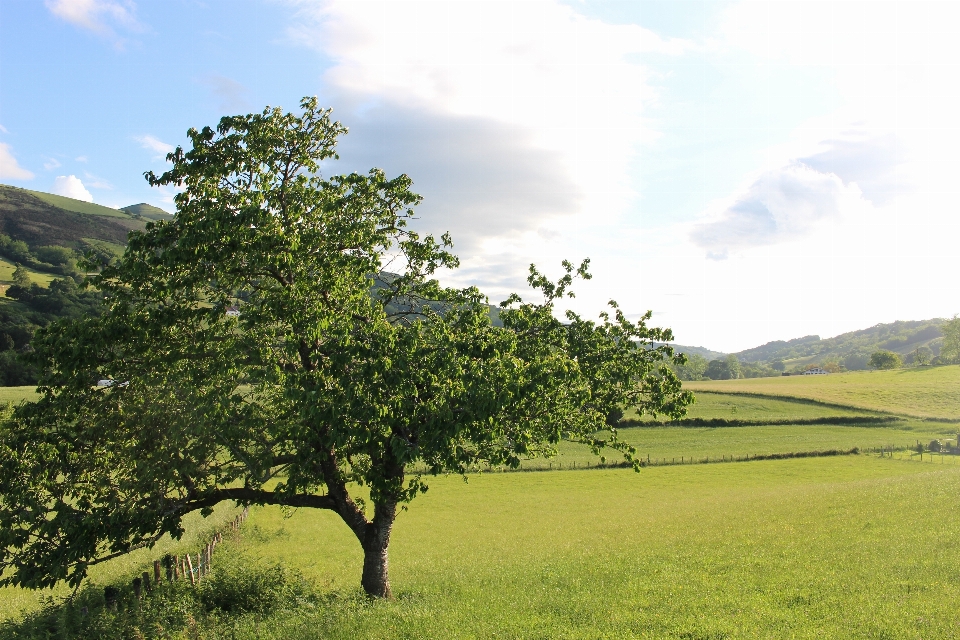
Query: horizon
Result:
<box><xmin>2</xmin><ymin>1</ymin><xmax>959</xmax><ymax>352</ymax></box>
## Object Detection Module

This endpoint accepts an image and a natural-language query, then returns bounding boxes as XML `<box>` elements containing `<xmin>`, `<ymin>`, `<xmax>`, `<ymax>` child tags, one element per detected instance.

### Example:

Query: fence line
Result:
<box><xmin>405</xmin><ymin>445</ymin><xmax>960</xmax><ymax>476</ymax></box>
<box><xmin>104</xmin><ymin>506</ymin><xmax>249</xmax><ymax>610</ymax></box>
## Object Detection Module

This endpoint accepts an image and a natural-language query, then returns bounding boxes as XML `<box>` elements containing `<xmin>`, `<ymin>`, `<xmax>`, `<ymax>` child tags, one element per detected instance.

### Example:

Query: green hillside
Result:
<box><xmin>22</xmin><ymin>188</ymin><xmax>131</xmax><ymax>219</ymax></box>
<box><xmin>0</xmin><ymin>184</ymin><xmax>144</xmax><ymax>250</ymax></box>
<box><xmin>120</xmin><ymin>202</ymin><xmax>173</xmax><ymax>221</ymax></box>
<box><xmin>733</xmin><ymin>319</ymin><xmax>945</xmax><ymax>368</ymax></box>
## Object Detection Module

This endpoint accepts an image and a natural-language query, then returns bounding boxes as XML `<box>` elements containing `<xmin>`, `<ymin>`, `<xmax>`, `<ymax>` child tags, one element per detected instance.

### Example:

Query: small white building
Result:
<box><xmin>803</xmin><ymin>367</ymin><xmax>829</xmax><ymax>375</ymax></box>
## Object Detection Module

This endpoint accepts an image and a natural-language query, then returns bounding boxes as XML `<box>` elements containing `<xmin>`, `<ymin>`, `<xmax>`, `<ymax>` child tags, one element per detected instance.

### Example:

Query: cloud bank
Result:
<box><xmin>46</xmin><ymin>0</ymin><xmax>141</xmax><ymax>45</ymax></box>
<box><xmin>691</xmin><ymin>134</ymin><xmax>904</xmax><ymax>257</ymax></box>
<box><xmin>0</xmin><ymin>144</ymin><xmax>34</xmax><ymax>180</ymax></box>
<box><xmin>287</xmin><ymin>0</ymin><xmax>689</xmax><ymax>255</ymax></box>
<box><xmin>52</xmin><ymin>175</ymin><xmax>93</xmax><ymax>202</ymax></box>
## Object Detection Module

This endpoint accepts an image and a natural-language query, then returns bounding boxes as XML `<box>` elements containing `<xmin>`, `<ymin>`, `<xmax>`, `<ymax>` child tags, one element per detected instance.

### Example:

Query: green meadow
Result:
<box><xmin>687</xmin><ymin>366</ymin><xmax>960</xmax><ymax>420</ymax></box>
<box><xmin>4</xmin><ymin>370</ymin><xmax>960</xmax><ymax>637</ymax></box>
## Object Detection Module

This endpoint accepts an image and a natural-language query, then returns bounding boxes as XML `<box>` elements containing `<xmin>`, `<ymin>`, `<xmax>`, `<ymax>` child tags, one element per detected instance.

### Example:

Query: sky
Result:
<box><xmin>1</xmin><ymin>0</ymin><xmax>958</xmax><ymax>352</ymax></box>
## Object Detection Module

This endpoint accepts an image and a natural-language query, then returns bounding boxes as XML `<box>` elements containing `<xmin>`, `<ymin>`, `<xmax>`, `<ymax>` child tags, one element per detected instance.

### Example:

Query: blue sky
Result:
<box><xmin>1</xmin><ymin>0</ymin><xmax>959</xmax><ymax>352</ymax></box>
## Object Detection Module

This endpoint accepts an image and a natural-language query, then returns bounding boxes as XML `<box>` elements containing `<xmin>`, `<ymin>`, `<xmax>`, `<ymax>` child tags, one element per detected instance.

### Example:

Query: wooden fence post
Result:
<box><xmin>142</xmin><ymin>571</ymin><xmax>152</xmax><ymax>594</ymax></box>
<box><xmin>132</xmin><ymin>576</ymin><xmax>142</xmax><ymax>600</ymax></box>
<box><xmin>104</xmin><ymin>586</ymin><xmax>118</xmax><ymax>610</ymax></box>
<box><xmin>154</xmin><ymin>559</ymin><xmax>162</xmax><ymax>585</ymax></box>
<box><xmin>186</xmin><ymin>554</ymin><xmax>196</xmax><ymax>585</ymax></box>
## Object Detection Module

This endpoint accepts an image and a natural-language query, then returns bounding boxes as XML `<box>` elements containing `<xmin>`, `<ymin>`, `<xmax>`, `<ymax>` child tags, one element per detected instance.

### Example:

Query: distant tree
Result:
<box><xmin>672</xmin><ymin>352</ymin><xmax>707</xmax><ymax>381</ymax></box>
<box><xmin>725</xmin><ymin>354</ymin><xmax>742</xmax><ymax>380</ymax></box>
<box><xmin>940</xmin><ymin>315</ymin><xmax>960</xmax><ymax>364</ymax></box>
<box><xmin>0</xmin><ymin>99</ymin><xmax>692</xmax><ymax>597</ymax></box>
<box><xmin>704</xmin><ymin>356</ymin><xmax>742</xmax><ymax>380</ymax></box>
<box><xmin>11</xmin><ymin>264</ymin><xmax>30</xmax><ymax>289</ymax></box>
<box><xmin>911</xmin><ymin>346</ymin><xmax>933</xmax><ymax>366</ymax></box>
<box><xmin>869</xmin><ymin>350</ymin><xmax>902</xmax><ymax>370</ymax></box>
<box><xmin>843</xmin><ymin>351</ymin><xmax>870</xmax><ymax>371</ymax></box>
<box><xmin>770</xmin><ymin>359</ymin><xmax>785</xmax><ymax>372</ymax></box>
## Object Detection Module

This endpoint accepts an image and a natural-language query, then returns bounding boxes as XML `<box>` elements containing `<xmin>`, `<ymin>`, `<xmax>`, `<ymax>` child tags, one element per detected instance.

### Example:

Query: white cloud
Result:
<box><xmin>0</xmin><ymin>124</ymin><xmax>8</xmax><ymax>134</ymax></box>
<box><xmin>286</xmin><ymin>0</ymin><xmax>690</xmax><ymax>265</ymax></box>
<box><xmin>75</xmin><ymin>155</ymin><xmax>88</xmax><ymax>162</ymax></box>
<box><xmin>134</xmin><ymin>134</ymin><xmax>175</xmax><ymax>160</ymax></box>
<box><xmin>52</xmin><ymin>175</ymin><xmax>94</xmax><ymax>202</ymax></box>
<box><xmin>46</xmin><ymin>0</ymin><xmax>141</xmax><ymax>45</ymax></box>
<box><xmin>43</xmin><ymin>157</ymin><xmax>62</xmax><ymax>170</ymax></box>
<box><xmin>0</xmin><ymin>144</ymin><xmax>34</xmax><ymax>180</ymax></box>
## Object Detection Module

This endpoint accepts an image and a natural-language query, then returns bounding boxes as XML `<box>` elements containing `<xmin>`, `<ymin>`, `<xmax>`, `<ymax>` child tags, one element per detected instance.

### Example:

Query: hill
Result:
<box><xmin>121</xmin><ymin>202</ymin><xmax>173</xmax><ymax>221</ymax></box>
<box><xmin>734</xmin><ymin>319</ymin><xmax>945</xmax><ymax>368</ymax></box>
<box><xmin>0</xmin><ymin>184</ymin><xmax>145</xmax><ymax>250</ymax></box>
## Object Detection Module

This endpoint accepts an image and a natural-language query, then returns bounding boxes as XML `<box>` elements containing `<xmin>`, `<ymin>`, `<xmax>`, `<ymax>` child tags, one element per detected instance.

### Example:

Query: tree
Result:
<box><xmin>911</xmin><ymin>345</ymin><xmax>932</xmax><ymax>366</ymax></box>
<box><xmin>672</xmin><ymin>352</ymin><xmax>707</xmax><ymax>381</ymax></box>
<box><xmin>940</xmin><ymin>315</ymin><xmax>960</xmax><ymax>364</ymax></box>
<box><xmin>868</xmin><ymin>350</ymin><xmax>902</xmax><ymax>370</ymax></box>
<box><xmin>11</xmin><ymin>264</ymin><xmax>30</xmax><ymax>288</ymax></box>
<box><xmin>0</xmin><ymin>99</ymin><xmax>692</xmax><ymax>598</ymax></box>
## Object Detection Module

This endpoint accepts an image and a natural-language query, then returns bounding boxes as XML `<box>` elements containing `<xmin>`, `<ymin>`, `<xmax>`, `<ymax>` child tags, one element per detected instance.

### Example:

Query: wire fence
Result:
<box><xmin>103</xmin><ymin>507</ymin><xmax>249</xmax><ymax>610</ymax></box>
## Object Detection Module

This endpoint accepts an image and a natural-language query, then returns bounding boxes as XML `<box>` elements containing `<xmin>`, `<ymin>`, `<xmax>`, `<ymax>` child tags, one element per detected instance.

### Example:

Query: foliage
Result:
<box><xmin>0</xmin><ymin>98</ymin><xmax>691</xmax><ymax>596</ymax></box>
<box><xmin>670</xmin><ymin>352</ymin><xmax>707</xmax><ymax>381</ymax></box>
<box><xmin>940</xmin><ymin>315</ymin><xmax>960</xmax><ymax>364</ymax></box>
<box><xmin>869</xmin><ymin>350</ymin><xmax>902</xmax><ymax>370</ymax></box>
<box><xmin>704</xmin><ymin>355</ymin><xmax>742</xmax><ymax>380</ymax></box>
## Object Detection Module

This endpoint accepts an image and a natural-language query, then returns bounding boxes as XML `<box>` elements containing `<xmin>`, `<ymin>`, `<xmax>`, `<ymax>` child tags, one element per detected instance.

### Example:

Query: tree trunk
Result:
<box><xmin>360</xmin><ymin>500</ymin><xmax>397</xmax><ymax>598</ymax></box>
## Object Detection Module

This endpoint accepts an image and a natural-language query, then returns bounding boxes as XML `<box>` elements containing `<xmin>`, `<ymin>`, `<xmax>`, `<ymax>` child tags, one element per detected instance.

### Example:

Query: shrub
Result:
<box><xmin>196</xmin><ymin>554</ymin><xmax>311</xmax><ymax>614</ymax></box>
<box><xmin>928</xmin><ymin>440</ymin><xmax>942</xmax><ymax>453</ymax></box>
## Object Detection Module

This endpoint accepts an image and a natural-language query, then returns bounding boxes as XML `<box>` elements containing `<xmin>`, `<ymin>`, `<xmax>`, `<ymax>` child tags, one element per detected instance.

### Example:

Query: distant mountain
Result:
<box><xmin>733</xmin><ymin>319</ymin><xmax>945</xmax><ymax>369</ymax></box>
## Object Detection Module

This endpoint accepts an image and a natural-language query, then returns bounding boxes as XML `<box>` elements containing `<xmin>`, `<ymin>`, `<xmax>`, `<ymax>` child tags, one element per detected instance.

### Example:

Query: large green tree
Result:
<box><xmin>0</xmin><ymin>99</ymin><xmax>691</xmax><ymax>598</ymax></box>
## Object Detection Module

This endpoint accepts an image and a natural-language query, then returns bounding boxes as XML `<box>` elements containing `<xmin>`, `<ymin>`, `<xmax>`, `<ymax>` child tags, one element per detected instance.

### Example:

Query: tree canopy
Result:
<box><xmin>868</xmin><ymin>350</ymin><xmax>902</xmax><ymax>370</ymax></box>
<box><xmin>0</xmin><ymin>98</ymin><xmax>692</xmax><ymax>598</ymax></box>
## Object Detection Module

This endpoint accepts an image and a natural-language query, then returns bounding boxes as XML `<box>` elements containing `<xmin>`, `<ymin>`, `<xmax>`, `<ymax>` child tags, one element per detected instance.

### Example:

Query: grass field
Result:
<box><xmin>626</xmin><ymin>391</ymin><xmax>883</xmax><ymax>423</ymax></box>
<box><xmin>687</xmin><ymin>366</ymin><xmax>960</xmax><ymax>420</ymax></box>
<box><xmin>23</xmin><ymin>189</ymin><xmax>132</xmax><ymax>219</ymax></box>
<box><xmin>4</xmin><ymin>370</ymin><xmax>960</xmax><ymax>637</ymax></box>
<box><xmin>0</xmin><ymin>257</ymin><xmax>56</xmax><ymax>287</ymax></box>
<box><xmin>9</xmin><ymin>457</ymin><xmax>959</xmax><ymax>638</ymax></box>
<box><xmin>0</xmin><ymin>386</ymin><xmax>37</xmax><ymax>405</ymax></box>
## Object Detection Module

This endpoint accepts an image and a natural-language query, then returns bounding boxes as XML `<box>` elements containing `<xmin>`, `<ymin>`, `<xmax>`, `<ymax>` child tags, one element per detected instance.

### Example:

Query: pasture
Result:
<box><xmin>3</xmin><ymin>371</ymin><xmax>960</xmax><ymax>637</ymax></box>
<box><xmin>686</xmin><ymin>366</ymin><xmax>960</xmax><ymax>420</ymax></box>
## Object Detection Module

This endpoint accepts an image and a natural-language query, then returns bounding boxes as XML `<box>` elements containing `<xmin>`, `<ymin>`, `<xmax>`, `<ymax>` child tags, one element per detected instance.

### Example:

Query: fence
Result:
<box><xmin>408</xmin><ymin>445</ymin><xmax>960</xmax><ymax>476</ymax></box>
<box><xmin>103</xmin><ymin>507</ymin><xmax>248</xmax><ymax>610</ymax></box>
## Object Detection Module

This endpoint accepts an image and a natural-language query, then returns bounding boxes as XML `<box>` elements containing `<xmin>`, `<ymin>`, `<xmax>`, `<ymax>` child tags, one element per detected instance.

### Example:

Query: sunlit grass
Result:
<box><xmin>686</xmin><ymin>365</ymin><xmax>960</xmax><ymax>420</ymax></box>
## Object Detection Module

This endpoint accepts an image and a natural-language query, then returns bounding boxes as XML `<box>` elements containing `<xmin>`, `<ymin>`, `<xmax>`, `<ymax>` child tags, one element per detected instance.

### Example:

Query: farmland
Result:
<box><xmin>3</xmin><ymin>370</ymin><xmax>960</xmax><ymax>637</ymax></box>
<box><xmin>687</xmin><ymin>367</ymin><xmax>960</xmax><ymax>420</ymax></box>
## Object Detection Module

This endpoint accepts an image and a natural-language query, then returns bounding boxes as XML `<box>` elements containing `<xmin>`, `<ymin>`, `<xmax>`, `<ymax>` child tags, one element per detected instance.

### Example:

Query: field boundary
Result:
<box><xmin>687</xmin><ymin>389</ymin><xmax>960</xmax><ymax>423</ymax></box>
<box><xmin>620</xmin><ymin>416</ymin><xmax>905</xmax><ymax>428</ymax></box>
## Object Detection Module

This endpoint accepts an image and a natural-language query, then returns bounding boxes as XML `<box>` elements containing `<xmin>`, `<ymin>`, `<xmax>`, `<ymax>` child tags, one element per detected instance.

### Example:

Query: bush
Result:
<box><xmin>196</xmin><ymin>554</ymin><xmax>311</xmax><ymax>614</ymax></box>
<box><xmin>928</xmin><ymin>440</ymin><xmax>942</xmax><ymax>453</ymax></box>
